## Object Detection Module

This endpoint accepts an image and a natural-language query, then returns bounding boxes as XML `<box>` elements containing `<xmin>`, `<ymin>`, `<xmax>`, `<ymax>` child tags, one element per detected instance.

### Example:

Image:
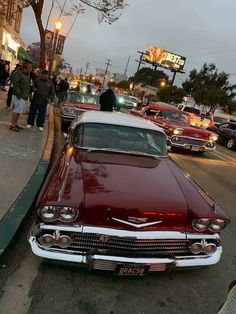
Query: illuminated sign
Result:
<box><xmin>145</xmin><ymin>46</ymin><xmax>186</xmax><ymax>71</ymax></box>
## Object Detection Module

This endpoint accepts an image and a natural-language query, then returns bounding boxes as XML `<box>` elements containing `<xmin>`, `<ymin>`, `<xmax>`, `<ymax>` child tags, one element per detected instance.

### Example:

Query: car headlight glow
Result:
<box><xmin>173</xmin><ymin>128</ymin><xmax>184</xmax><ymax>135</ymax></box>
<box><xmin>192</xmin><ymin>218</ymin><xmax>210</xmax><ymax>231</ymax></box>
<box><xmin>118</xmin><ymin>97</ymin><xmax>124</xmax><ymax>104</ymax></box>
<box><xmin>209</xmin><ymin>134</ymin><xmax>218</xmax><ymax>142</ymax></box>
<box><xmin>209</xmin><ymin>219</ymin><xmax>226</xmax><ymax>232</ymax></box>
<box><xmin>62</xmin><ymin>107</ymin><xmax>76</xmax><ymax>116</ymax></box>
<box><xmin>38</xmin><ymin>206</ymin><xmax>79</xmax><ymax>222</ymax></box>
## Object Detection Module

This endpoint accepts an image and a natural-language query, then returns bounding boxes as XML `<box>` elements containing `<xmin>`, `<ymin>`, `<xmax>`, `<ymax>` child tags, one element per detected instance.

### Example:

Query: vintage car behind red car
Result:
<box><xmin>130</xmin><ymin>104</ymin><xmax>218</xmax><ymax>152</ymax></box>
<box><xmin>29</xmin><ymin>112</ymin><xmax>229</xmax><ymax>275</ymax></box>
<box><xmin>61</xmin><ymin>91</ymin><xmax>100</xmax><ymax>130</ymax></box>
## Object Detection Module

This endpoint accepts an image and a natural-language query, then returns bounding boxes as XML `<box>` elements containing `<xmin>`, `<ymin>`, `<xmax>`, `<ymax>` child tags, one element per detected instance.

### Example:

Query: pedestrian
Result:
<box><xmin>9</xmin><ymin>62</ymin><xmax>32</xmax><ymax>132</ymax></box>
<box><xmin>58</xmin><ymin>77</ymin><xmax>69</xmax><ymax>104</ymax></box>
<box><xmin>99</xmin><ymin>81</ymin><xmax>117</xmax><ymax>112</ymax></box>
<box><xmin>6</xmin><ymin>64</ymin><xmax>22</xmax><ymax>108</ymax></box>
<box><xmin>51</xmin><ymin>75</ymin><xmax>59</xmax><ymax>97</ymax></box>
<box><xmin>26</xmin><ymin>70</ymin><xmax>55</xmax><ymax>131</ymax></box>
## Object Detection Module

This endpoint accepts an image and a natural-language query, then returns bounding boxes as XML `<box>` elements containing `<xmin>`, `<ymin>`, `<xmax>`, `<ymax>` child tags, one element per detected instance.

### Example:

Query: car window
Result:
<box><xmin>162</xmin><ymin>110</ymin><xmax>189</xmax><ymax>122</ymax></box>
<box><xmin>67</xmin><ymin>92</ymin><xmax>99</xmax><ymax>105</ymax></box>
<box><xmin>145</xmin><ymin>109</ymin><xmax>159</xmax><ymax>116</ymax></box>
<box><xmin>230</xmin><ymin>123</ymin><xmax>236</xmax><ymax>130</ymax></box>
<box><xmin>183</xmin><ymin>107</ymin><xmax>200</xmax><ymax>115</ymax></box>
<box><xmin>72</xmin><ymin>123</ymin><xmax>167</xmax><ymax>157</ymax></box>
<box><xmin>220</xmin><ymin>123</ymin><xmax>230</xmax><ymax>129</ymax></box>
<box><xmin>178</xmin><ymin>105</ymin><xmax>183</xmax><ymax>110</ymax></box>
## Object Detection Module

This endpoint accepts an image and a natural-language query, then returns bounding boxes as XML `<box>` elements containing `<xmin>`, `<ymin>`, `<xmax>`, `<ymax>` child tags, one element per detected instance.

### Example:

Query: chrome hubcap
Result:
<box><xmin>227</xmin><ymin>139</ymin><xmax>234</xmax><ymax>149</ymax></box>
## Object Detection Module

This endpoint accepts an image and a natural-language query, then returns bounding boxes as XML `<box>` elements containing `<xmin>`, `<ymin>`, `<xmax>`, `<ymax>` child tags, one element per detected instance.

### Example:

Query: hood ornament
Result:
<box><xmin>112</xmin><ymin>217</ymin><xmax>162</xmax><ymax>228</ymax></box>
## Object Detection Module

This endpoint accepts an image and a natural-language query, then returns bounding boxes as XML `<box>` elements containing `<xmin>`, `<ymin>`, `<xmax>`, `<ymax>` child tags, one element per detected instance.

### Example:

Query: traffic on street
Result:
<box><xmin>1</xmin><ymin>1</ymin><xmax>236</xmax><ymax>314</ymax></box>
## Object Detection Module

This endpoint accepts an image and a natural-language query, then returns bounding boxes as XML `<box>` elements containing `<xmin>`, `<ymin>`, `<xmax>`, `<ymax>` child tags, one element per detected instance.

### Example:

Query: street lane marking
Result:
<box><xmin>211</xmin><ymin>150</ymin><xmax>236</xmax><ymax>163</ymax></box>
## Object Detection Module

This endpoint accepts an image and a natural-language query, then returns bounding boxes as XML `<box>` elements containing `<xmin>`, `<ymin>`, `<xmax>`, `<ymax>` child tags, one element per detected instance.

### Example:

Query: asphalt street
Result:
<box><xmin>0</xmin><ymin>137</ymin><xmax>235</xmax><ymax>314</ymax></box>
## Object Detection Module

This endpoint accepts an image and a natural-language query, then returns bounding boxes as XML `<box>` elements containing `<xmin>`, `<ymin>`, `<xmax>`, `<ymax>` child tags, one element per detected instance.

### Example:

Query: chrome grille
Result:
<box><xmin>68</xmin><ymin>232</ymin><xmax>191</xmax><ymax>257</ymax></box>
<box><xmin>171</xmin><ymin>136</ymin><xmax>206</xmax><ymax>146</ymax></box>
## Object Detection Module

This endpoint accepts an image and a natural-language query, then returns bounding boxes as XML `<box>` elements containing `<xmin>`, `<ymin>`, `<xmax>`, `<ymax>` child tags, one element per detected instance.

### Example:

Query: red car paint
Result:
<box><xmin>38</xmin><ymin>144</ymin><xmax>229</xmax><ymax>233</ymax></box>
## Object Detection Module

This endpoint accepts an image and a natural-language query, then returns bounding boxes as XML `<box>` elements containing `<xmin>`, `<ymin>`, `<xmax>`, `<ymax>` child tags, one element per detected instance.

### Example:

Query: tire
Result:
<box><xmin>226</xmin><ymin>137</ymin><xmax>236</xmax><ymax>150</ymax></box>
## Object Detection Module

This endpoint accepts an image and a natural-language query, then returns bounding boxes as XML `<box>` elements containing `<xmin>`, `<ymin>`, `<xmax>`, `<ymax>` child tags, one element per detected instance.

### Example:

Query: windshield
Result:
<box><xmin>72</xmin><ymin>123</ymin><xmax>167</xmax><ymax>157</ymax></box>
<box><xmin>162</xmin><ymin>110</ymin><xmax>189</xmax><ymax>122</ymax></box>
<box><xmin>67</xmin><ymin>92</ymin><xmax>99</xmax><ymax>105</ymax></box>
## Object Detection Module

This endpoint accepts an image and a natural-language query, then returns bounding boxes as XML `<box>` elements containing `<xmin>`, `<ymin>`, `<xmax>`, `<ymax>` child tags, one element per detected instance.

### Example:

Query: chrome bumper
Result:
<box><xmin>169</xmin><ymin>136</ymin><xmax>216</xmax><ymax>152</ymax></box>
<box><xmin>28</xmin><ymin>224</ymin><xmax>222</xmax><ymax>271</ymax></box>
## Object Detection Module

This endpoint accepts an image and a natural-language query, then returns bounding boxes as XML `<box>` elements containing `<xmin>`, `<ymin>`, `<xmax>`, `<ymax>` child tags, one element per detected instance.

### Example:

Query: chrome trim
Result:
<box><xmin>34</xmin><ymin>224</ymin><xmax>220</xmax><ymax>240</ymax></box>
<box><xmin>169</xmin><ymin>136</ymin><xmax>216</xmax><ymax>151</ymax></box>
<box><xmin>29</xmin><ymin>236</ymin><xmax>222</xmax><ymax>268</ymax></box>
<box><xmin>111</xmin><ymin>217</ymin><xmax>163</xmax><ymax>228</ymax></box>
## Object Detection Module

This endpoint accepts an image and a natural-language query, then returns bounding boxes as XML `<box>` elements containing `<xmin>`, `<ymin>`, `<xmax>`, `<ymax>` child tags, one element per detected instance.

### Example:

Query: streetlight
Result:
<box><xmin>48</xmin><ymin>19</ymin><xmax>63</xmax><ymax>76</ymax></box>
<box><xmin>160</xmin><ymin>80</ymin><xmax>167</xmax><ymax>88</ymax></box>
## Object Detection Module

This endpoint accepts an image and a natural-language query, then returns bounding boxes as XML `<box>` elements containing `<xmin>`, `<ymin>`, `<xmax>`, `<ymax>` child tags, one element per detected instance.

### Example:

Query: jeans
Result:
<box><xmin>27</xmin><ymin>101</ymin><xmax>47</xmax><ymax>127</ymax></box>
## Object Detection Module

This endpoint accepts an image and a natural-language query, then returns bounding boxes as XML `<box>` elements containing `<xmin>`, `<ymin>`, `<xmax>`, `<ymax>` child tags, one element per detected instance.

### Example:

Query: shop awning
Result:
<box><xmin>17</xmin><ymin>47</ymin><xmax>35</xmax><ymax>64</ymax></box>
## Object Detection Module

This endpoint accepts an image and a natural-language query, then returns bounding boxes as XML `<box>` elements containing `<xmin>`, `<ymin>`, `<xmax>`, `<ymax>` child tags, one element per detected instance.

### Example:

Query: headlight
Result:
<box><xmin>59</xmin><ymin>207</ymin><xmax>78</xmax><ymax>222</ymax></box>
<box><xmin>62</xmin><ymin>106</ymin><xmax>70</xmax><ymax>115</ymax></box>
<box><xmin>38</xmin><ymin>206</ymin><xmax>58</xmax><ymax>221</ymax></box>
<box><xmin>133</xmin><ymin>103</ymin><xmax>137</xmax><ymax>108</ymax></box>
<box><xmin>38</xmin><ymin>206</ymin><xmax>79</xmax><ymax>222</ymax></box>
<box><xmin>118</xmin><ymin>97</ymin><xmax>124</xmax><ymax>104</ymax></box>
<box><xmin>173</xmin><ymin>128</ymin><xmax>184</xmax><ymax>135</ymax></box>
<box><xmin>192</xmin><ymin>218</ymin><xmax>210</xmax><ymax>231</ymax></box>
<box><xmin>209</xmin><ymin>134</ymin><xmax>218</xmax><ymax>142</ymax></box>
<box><xmin>209</xmin><ymin>219</ymin><xmax>226</xmax><ymax>232</ymax></box>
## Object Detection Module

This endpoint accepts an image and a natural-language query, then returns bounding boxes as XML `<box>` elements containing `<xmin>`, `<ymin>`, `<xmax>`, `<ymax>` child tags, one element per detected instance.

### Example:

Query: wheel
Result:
<box><xmin>226</xmin><ymin>137</ymin><xmax>236</xmax><ymax>150</ymax></box>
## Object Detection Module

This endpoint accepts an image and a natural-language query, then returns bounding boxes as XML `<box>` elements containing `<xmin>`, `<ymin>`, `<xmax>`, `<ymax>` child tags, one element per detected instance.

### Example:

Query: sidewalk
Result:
<box><xmin>0</xmin><ymin>91</ymin><xmax>54</xmax><ymax>254</ymax></box>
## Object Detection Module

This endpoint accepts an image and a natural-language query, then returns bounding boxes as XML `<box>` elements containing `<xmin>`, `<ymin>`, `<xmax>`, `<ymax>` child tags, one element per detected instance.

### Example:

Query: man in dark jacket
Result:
<box><xmin>6</xmin><ymin>64</ymin><xmax>22</xmax><ymax>108</ymax></box>
<box><xmin>26</xmin><ymin>70</ymin><xmax>55</xmax><ymax>131</ymax></box>
<box><xmin>9</xmin><ymin>62</ymin><xmax>32</xmax><ymax>132</ymax></box>
<box><xmin>99</xmin><ymin>81</ymin><xmax>117</xmax><ymax>112</ymax></box>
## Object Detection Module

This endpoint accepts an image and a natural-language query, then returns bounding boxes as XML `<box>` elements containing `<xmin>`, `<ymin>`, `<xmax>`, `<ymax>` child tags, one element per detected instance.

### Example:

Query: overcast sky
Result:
<box><xmin>21</xmin><ymin>0</ymin><xmax>236</xmax><ymax>85</ymax></box>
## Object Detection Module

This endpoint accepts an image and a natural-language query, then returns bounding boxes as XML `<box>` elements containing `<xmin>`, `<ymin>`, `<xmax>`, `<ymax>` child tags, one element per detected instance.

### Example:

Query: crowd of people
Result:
<box><xmin>0</xmin><ymin>61</ymin><xmax>70</xmax><ymax>132</ymax></box>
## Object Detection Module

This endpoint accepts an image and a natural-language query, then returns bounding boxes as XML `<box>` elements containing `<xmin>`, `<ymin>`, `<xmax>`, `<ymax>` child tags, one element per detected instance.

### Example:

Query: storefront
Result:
<box><xmin>0</xmin><ymin>29</ymin><xmax>20</xmax><ymax>70</ymax></box>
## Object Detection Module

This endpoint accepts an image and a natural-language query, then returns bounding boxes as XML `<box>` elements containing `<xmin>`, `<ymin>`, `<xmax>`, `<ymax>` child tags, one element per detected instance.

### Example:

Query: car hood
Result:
<box><xmin>39</xmin><ymin>147</ymin><xmax>190</xmax><ymax>231</ymax></box>
<box><xmin>164</xmin><ymin>120</ymin><xmax>213</xmax><ymax>139</ymax></box>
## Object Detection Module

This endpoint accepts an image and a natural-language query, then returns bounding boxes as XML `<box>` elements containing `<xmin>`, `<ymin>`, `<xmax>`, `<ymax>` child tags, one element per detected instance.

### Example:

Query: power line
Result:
<box><xmin>102</xmin><ymin>59</ymin><xmax>112</xmax><ymax>88</ymax></box>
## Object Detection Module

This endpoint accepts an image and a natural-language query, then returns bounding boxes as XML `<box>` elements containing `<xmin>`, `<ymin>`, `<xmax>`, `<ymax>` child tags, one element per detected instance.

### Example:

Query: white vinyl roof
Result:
<box><xmin>76</xmin><ymin>111</ymin><xmax>164</xmax><ymax>134</ymax></box>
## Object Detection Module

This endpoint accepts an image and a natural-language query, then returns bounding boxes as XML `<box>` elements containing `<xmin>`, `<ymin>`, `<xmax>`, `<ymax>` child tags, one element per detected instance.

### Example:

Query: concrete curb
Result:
<box><xmin>0</xmin><ymin>107</ymin><xmax>54</xmax><ymax>255</ymax></box>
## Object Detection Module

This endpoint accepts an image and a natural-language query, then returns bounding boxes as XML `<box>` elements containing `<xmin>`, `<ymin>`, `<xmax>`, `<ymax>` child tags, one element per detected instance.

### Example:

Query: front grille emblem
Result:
<box><xmin>99</xmin><ymin>234</ymin><xmax>110</xmax><ymax>243</ymax></box>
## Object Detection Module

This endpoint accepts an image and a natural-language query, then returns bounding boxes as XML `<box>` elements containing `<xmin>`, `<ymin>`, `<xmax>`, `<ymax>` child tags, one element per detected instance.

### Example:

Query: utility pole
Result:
<box><xmin>150</xmin><ymin>64</ymin><xmax>158</xmax><ymax>86</ymax></box>
<box><xmin>132</xmin><ymin>51</ymin><xmax>146</xmax><ymax>91</ymax></box>
<box><xmin>84</xmin><ymin>62</ymin><xmax>89</xmax><ymax>77</ymax></box>
<box><xmin>102</xmin><ymin>59</ymin><xmax>112</xmax><ymax>87</ymax></box>
<box><xmin>171</xmin><ymin>71</ymin><xmax>177</xmax><ymax>86</ymax></box>
<box><xmin>124</xmin><ymin>56</ymin><xmax>130</xmax><ymax>76</ymax></box>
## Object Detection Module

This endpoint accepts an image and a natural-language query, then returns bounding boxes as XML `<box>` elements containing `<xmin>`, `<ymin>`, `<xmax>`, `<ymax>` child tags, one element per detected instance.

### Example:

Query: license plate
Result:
<box><xmin>191</xmin><ymin>146</ymin><xmax>201</xmax><ymax>151</ymax></box>
<box><xmin>116</xmin><ymin>264</ymin><xmax>150</xmax><ymax>276</ymax></box>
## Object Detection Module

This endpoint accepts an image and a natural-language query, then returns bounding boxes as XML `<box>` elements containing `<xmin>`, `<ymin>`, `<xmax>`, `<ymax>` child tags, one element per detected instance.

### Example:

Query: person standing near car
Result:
<box><xmin>26</xmin><ymin>70</ymin><xmax>55</xmax><ymax>131</ymax></box>
<box><xmin>9</xmin><ymin>62</ymin><xmax>32</xmax><ymax>132</ymax></box>
<box><xmin>99</xmin><ymin>81</ymin><xmax>117</xmax><ymax>112</ymax></box>
<box><xmin>6</xmin><ymin>64</ymin><xmax>22</xmax><ymax>108</ymax></box>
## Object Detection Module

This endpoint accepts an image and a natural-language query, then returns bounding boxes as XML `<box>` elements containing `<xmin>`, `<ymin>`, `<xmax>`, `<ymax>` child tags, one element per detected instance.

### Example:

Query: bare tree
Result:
<box><xmin>22</xmin><ymin>0</ymin><xmax>128</xmax><ymax>69</ymax></box>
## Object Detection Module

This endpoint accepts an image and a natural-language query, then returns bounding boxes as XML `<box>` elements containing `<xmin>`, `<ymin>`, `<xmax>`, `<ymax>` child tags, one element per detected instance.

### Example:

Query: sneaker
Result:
<box><xmin>9</xmin><ymin>125</ymin><xmax>20</xmax><ymax>132</ymax></box>
<box><xmin>16</xmin><ymin>125</ymin><xmax>25</xmax><ymax>130</ymax></box>
<box><xmin>26</xmin><ymin>124</ymin><xmax>33</xmax><ymax>129</ymax></box>
<box><xmin>38</xmin><ymin>127</ymin><xmax>44</xmax><ymax>131</ymax></box>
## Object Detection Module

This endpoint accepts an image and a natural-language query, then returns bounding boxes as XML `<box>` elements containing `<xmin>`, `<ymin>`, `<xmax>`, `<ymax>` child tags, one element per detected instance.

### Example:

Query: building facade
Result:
<box><xmin>0</xmin><ymin>0</ymin><xmax>24</xmax><ymax>70</ymax></box>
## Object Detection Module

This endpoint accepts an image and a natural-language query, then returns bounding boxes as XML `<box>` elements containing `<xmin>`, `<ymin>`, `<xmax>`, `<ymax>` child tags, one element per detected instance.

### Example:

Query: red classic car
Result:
<box><xmin>130</xmin><ymin>104</ymin><xmax>218</xmax><ymax>152</ymax></box>
<box><xmin>29</xmin><ymin>111</ymin><xmax>229</xmax><ymax>275</ymax></box>
<box><xmin>61</xmin><ymin>91</ymin><xmax>100</xmax><ymax>130</ymax></box>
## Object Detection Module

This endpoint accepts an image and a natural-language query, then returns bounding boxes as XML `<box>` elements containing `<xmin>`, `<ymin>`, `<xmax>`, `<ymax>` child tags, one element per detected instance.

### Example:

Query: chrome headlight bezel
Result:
<box><xmin>62</xmin><ymin>106</ymin><xmax>76</xmax><ymax>116</ymax></box>
<box><xmin>38</xmin><ymin>206</ymin><xmax>79</xmax><ymax>222</ymax></box>
<box><xmin>209</xmin><ymin>219</ymin><xmax>226</xmax><ymax>232</ymax></box>
<box><xmin>192</xmin><ymin>218</ymin><xmax>210</xmax><ymax>231</ymax></box>
<box><xmin>209</xmin><ymin>133</ymin><xmax>218</xmax><ymax>142</ymax></box>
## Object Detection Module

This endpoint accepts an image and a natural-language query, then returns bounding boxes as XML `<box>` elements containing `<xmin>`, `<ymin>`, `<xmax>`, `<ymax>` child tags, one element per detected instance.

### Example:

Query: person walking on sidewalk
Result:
<box><xmin>6</xmin><ymin>64</ymin><xmax>22</xmax><ymax>108</ymax></box>
<box><xmin>26</xmin><ymin>70</ymin><xmax>55</xmax><ymax>131</ymax></box>
<box><xmin>9</xmin><ymin>62</ymin><xmax>32</xmax><ymax>132</ymax></box>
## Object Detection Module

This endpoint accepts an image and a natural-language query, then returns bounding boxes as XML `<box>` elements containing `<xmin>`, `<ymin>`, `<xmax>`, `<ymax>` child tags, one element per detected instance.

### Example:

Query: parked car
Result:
<box><xmin>29</xmin><ymin>111</ymin><xmax>229</xmax><ymax>274</ymax></box>
<box><xmin>208</xmin><ymin>122</ymin><xmax>236</xmax><ymax>150</ymax></box>
<box><xmin>129</xmin><ymin>96</ymin><xmax>142</xmax><ymax>109</ymax></box>
<box><xmin>61</xmin><ymin>91</ymin><xmax>100</xmax><ymax>131</ymax></box>
<box><xmin>130</xmin><ymin>104</ymin><xmax>218</xmax><ymax>152</ymax></box>
<box><xmin>177</xmin><ymin>104</ymin><xmax>213</xmax><ymax>129</ymax></box>
<box><xmin>117</xmin><ymin>93</ymin><xmax>135</xmax><ymax>109</ymax></box>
